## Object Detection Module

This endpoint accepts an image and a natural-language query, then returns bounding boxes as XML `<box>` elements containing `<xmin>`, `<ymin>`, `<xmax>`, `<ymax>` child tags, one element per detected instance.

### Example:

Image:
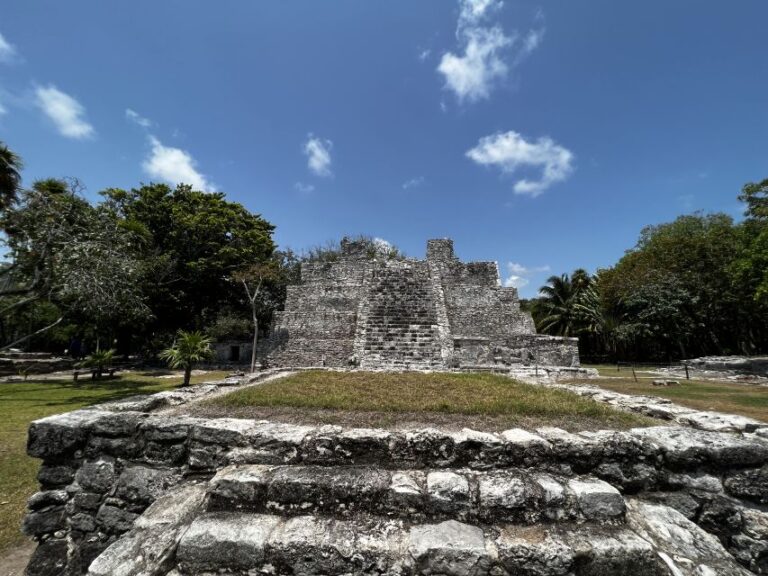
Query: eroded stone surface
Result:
<box><xmin>626</xmin><ymin>499</ymin><xmax>754</xmax><ymax>576</ymax></box>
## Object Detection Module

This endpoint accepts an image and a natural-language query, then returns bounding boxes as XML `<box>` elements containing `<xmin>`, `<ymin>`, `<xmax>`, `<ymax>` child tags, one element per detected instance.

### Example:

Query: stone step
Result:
<box><xmin>206</xmin><ymin>465</ymin><xmax>625</xmax><ymax>524</ymax></box>
<box><xmin>175</xmin><ymin>512</ymin><xmax>661</xmax><ymax>576</ymax></box>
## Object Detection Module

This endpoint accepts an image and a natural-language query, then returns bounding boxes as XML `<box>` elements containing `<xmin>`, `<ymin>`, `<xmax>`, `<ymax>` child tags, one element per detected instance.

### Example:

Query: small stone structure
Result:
<box><xmin>211</xmin><ymin>341</ymin><xmax>252</xmax><ymax>365</ymax></box>
<box><xmin>20</xmin><ymin>372</ymin><xmax>768</xmax><ymax>576</ymax></box>
<box><xmin>264</xmin><ymin>238</ymin><xmax>579</xmax><ymax>370</ymax></box>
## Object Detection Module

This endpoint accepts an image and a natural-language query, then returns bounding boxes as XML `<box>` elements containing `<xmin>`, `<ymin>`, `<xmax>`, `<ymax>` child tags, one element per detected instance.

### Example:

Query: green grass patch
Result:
<box><xmin>575</xmin><ymin>367</ymin><xmax>768</xmax><ymax>422</ymax></box>
<box><xmin>208</xmin><ymin>370</ymin><xmax>649</xmax><ymax>425</ymax></box>
<box><xmin>0</xmin><ymin>371</ymin><xmax>228</xmax><ymax>555</ymax></box>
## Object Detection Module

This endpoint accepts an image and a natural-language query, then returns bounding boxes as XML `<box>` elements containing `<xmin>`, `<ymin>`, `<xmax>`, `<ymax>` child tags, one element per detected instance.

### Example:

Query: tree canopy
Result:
<box><xmin>532</xmin><ymin>183</ymin><xmax>768</xmax><ymax>361</ymax></box>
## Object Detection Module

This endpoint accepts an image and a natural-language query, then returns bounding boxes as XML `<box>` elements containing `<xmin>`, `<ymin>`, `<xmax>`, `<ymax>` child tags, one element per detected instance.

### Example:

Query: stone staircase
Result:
<box><xmin>170</xmin><ymin>465</ymin><xmax>666</xmax><ymax>576</ymax></box>
<box><xmin>360</xmin><ymin>263</ymin><xmax>443</xmax><ymax>370</ymax></box>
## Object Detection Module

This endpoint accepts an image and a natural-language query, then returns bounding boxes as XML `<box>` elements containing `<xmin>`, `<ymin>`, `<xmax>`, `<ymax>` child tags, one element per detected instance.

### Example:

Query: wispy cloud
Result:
<box><xmin>294</xmin><ymin>181</ymin><xmax>315</xmax><ymax>194</ymax></box>
<box><xmin>402</xmin><ymin>176</ymin><xmax>426</xmax><ymax>190</ymax></box>
<box><xmin>503</xmin><ymin>261</ymin><xmax>550</xmax><ymax>289</ymax></box>
<box><xmin>0</xmin><ymin>32</ymin><xmax>17</xmax><ymax>63</ymax></box>
<box><xmin>125</xmin><ymin>108</ymin><xmax>152</xmax><ymax>128</ymax></box>
<box><xmin>304</xmin><ymin>134</ymin><xmax>333</xmax><ymax>177</ymax></box>
<box><xmin>418</xmin><ymin>48</ymin><xmax>432</xmax><ymax>62</ymax></box>
<box><xmin>35</xmin><ymin>85</ymin><xmax>95</xmax><ymax>139</ymax></box>
<box><xmin>0</xmin><ymin>102</ymin><xmax>6</xmax><ymax>117</ymax></box>
<box><xmin>466</xmin><ymin>130</ymin><xmax>574</xmax><ymax>196</ymax></box>
<box><xmin>143</xmin><ymin>135</ymin><xmax>214</xmax><ymax>192</ymax></box>
<box><xmin>437</xmin><ymin>0</ymin><xmax>545</xmax><ymax>103</ymax></box>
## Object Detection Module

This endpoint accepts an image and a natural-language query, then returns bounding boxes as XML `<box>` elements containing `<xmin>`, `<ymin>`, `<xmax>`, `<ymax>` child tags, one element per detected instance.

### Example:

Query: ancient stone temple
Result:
<box><xmin>264</xmin><ymin>238</ymin><xmax>579</xmax><ymax>369</ymax></box>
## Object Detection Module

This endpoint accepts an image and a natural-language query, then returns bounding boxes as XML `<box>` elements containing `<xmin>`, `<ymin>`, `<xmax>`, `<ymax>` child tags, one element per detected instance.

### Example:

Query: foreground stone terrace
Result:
<box><xmin>21</xmin><ymin>371</ymin><xmax>768</xmax><ymax>575</ymax></box>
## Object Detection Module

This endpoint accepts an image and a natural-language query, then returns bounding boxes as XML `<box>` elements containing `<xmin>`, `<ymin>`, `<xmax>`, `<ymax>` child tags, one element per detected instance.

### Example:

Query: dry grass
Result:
<box><xmin>199</xmin><ymin>370</ymin><xmax>654</xmax><ymax>432</ymax></box>
<box><xmin>574</xmin><ymin>367</ymin><xmax>768</xmax><ymax>422</ymax></box>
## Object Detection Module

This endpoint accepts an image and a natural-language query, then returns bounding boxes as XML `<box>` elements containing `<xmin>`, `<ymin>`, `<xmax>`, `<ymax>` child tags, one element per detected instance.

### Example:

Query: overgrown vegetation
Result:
<box><xmin>530</xmin><ymin>180</ymin><xmax>768</xmax><ymax>362</ymax></box>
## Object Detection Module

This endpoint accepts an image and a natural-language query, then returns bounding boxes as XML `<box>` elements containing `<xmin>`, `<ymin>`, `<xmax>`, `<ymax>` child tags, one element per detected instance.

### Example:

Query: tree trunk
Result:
<box><xmin>0</xmin><ymin>316</ymin><xmax>64</xmax><ymax>352</ymax></box>
<box><xmin>250</xmin><ymin>315</ymin><xmax>258</xmax><ymax>373</ymax></box>
<box><xmin>183</xmin><ymin>365</ymin><xmax>192</xmax><ymax>387</ymax></box>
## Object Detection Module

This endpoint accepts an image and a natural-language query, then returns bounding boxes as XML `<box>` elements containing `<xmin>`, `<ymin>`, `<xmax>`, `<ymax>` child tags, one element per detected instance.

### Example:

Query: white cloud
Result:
<box><xmin>418</xmin><ymin>48</ymin><xmax>431</xmax><ymax>62</ymax></box>
<box><xmin>503</xmin><ymin>262</ymin><xmax>550</xmax><ymax>289</ymax></box>
<box><xmin>437</xmin><ymin>0</ymin><xmax>545</xmax><ymax>103</ymax></box>
<box><xmin>402</xmin><ymin>176</ymin><xmax>425</xmax><ymax>190</ymax></box>
<box><xmin>466</xmin><ymin>130</ymin><xmax>574</xmax><ymax>196</ymax></box>
<box><xmin>0</xmin><ymin>32</ymin><xmax>17</xmax><ymax>63</ymax></box>
<box><xmin>35</xmin><ymin>85</ymin><xmax>95</xmax><ymax>139</ymax></box>
<box><xmin>304</xmin><ymin>134</ymin><xmax>333</xmax><ymax>177</ymax></box>
<box><xmin>294</xmin><ymin>181</ymin><xmax>315</xmax><ymax>193</ymax></box>
<box><xmin>438</xmin><ymin>27</ymin><xmax>511</xmax><ymax>103</ymax></box>
<box><xmin>143</xmin><ymin>135</ymin><xmax>214</xmax><ymax>192</ymax></box>
<box><xmin>125</xmin><ymin>108</ymin><xmax>152</xmax><ymax>128</ymax></box>
<box><xmin>458</xmin><ymin>0</ymin><xmax>502</xmax><ymax>27</ymax></box>
<box><xmin>0</xmin><ymin>102</ymin><xmax>6</xmax><ymax>117</ymax></box>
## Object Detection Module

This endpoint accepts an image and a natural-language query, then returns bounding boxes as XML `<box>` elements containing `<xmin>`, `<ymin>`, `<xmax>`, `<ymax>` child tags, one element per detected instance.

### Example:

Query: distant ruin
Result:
<box><xmin>264</xmin><ymin>238</ymin><xmax>579</xmax><ymax>370</ymax></box>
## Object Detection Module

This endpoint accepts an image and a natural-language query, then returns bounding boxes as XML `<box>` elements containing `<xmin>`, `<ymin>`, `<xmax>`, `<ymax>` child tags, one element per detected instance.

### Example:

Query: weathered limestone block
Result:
<box><xmin>28</xmin><ymin>409</ymin><xmax>113</xmax><ymax>459</ymax></box>
<box><xmin>626</xmin><ymin>499</ymin><xmax>754</xmax><ymax>575</ymax></box>
<box><xmin>494</xmin><ymin>526</ymin><xmax>574</xmax><ymax>576</ymax></box>
<box><xmin>177</xmin><ymin>512</ymin><xmax>280</xmax><ymax>573</ymax></box>
<box><xmin>22</xmin><ymin>505</ymin><xmax>67</xmax><ymax>537</ymax></box>
<box><xmin>88</xmin><ymin>482</ymin><xmax>207</xmax><ymax>576</ymax></box>
<box><xmin>114</xmin><ymin>465</ymin><xmax>181</xmax><ymax>506</ymax></box>
<box><xmin>566</xmin><ymin>478</ymin><xmax>625</xmax><ymax>520</ymax></box>
<box><xmin>28</xmin><ymin>489</ymin><xmax>69</xmax><ymax>511</ymax></box>
<box><xmin>427</xmin><ymin>471</ymin><xmax>470</xmax><ymax>516</ymax></box>
<box><xmin>408</xmin><ymin>520</ymin><xmax>490</xmax><ymax>576</ymax></box>
<box><xmin>725</xmin><ymin>465</ymin><xmax>768</xmax><ymax>504</ymax></box>
<box><xmin>75</xmin><ymin>457</ymin><xmax>116</xmax><ymax>494</ymax></box>
<box><xmin>25</xmin><ymin>538</ymin><xmax>68</xmax><ymax>576</ymax></box>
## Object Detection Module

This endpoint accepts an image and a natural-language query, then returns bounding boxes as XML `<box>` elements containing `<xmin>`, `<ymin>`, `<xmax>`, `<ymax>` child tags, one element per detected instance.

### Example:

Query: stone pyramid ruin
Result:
<box><xmin>264</xmin><ymin>238</ymin><xmax>579</xmax><ymax>370</ymax></box>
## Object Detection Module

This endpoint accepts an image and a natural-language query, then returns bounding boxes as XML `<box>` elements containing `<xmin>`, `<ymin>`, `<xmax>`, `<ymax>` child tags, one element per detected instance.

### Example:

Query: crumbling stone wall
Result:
<box><xmin>21</xmin><ymin>387</ymin><xmax>768</xmax><ymax>575</ymax></box>
<box><xmin>263</xmin><ymin>237</ymin><xmax>579</xmax><ymax>369</ymax></box>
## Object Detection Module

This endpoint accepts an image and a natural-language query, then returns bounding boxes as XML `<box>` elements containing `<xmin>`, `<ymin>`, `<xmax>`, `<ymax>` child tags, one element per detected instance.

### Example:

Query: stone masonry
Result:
<box><xmin>20</xmin><ymin>374</ymin><xmax>768</xmax><ymax>575</ymax></box>
<box><xmin>264</xmin><ymin>238</ymin><xmax>579</xmax><ymax>370</ymax></box>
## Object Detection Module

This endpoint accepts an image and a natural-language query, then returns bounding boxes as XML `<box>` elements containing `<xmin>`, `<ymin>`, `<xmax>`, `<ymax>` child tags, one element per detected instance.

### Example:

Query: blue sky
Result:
<box><xmin>1</xmin><ymin>1</ymin><xmax>766</xmax><ymax>297</ymax></box>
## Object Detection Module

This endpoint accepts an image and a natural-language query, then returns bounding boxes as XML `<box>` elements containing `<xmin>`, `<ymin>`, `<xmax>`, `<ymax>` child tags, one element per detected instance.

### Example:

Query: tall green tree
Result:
<box><xmin>0</xmin><ymin>141</ymin><xmax>23</xmax><ymax>212</ymax></box>
<box><xmin>534</xmin><ymin>273</ymin><xmax>583</xmax><ymax>337</ymax></box>
<box><xmin>0</xmin><ymin>178</ymin><xmax>149</xmax><ymax>350</ymax></box>
<box><xmin>101</xmin><ymin>183</ymin><xmax>276</xmax><ymax>338</ymax></box>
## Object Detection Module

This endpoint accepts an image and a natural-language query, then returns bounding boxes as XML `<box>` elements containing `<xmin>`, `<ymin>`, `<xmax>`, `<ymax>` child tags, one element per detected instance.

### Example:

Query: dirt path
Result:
<box><xmin>1</xmin><ymin>540</ymin><xmax>34</xmax><ymax>576</ymax></box>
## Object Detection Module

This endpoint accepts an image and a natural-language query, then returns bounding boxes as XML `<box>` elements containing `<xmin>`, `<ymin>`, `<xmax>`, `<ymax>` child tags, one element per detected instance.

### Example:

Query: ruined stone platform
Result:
<box><xmin>20</xmin><ymin>372</ymin><xmax>768</xmax><ymax>575</ymax></box>
<box><xmin>263</xmin><ymin>238</ymin><xmax>579</xmax><ymax>371</ymax></box>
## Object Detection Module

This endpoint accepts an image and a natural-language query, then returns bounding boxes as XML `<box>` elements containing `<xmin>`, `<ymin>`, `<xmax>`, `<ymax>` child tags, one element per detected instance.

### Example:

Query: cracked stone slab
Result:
<box><xmin>88</xmin><ymin>482</ymin><xmax>207</xmax><ymax>576</ymax></box>
<box><xmin>626</xmin><ymin>499</ymin><xmax>754</xmax><ymax>576</ymax></box>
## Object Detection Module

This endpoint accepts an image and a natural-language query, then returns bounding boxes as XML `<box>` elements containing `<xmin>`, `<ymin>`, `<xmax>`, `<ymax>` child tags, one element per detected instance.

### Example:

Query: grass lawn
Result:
<box><xmin>199</xmin><ymin>370</ymin><xmax>653</xmax><ymax>432</ymax></box>
<box><xmin>0</xmin><ymin>371</ymin><xmax>228</xmax><ymax>556</ymax></box>
<box><xmin>575</xmin><ymin>365</ymin><xmax>768</xmax><ymax>422</ymax></box>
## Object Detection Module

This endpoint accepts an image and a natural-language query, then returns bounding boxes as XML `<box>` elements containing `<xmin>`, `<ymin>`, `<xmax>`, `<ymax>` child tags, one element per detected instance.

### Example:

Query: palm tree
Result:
<box><xmin>159</xmin><ymin>330</ymin><xmax>214</xmax><ymax>386</ymax></box>
<box><xmin>535</xmin><ymin>273</ymin><xmax>581</xmax><ymax>336</ymax></box>
<box><xmin>0</xmin><ymin>141</ymin><xmax>23</xmax><ymax>211</ymax></box>
<box><xmin>80</xmin><ymin>349</ymin><xmax>116</xmax><ymax>379</ymax></box>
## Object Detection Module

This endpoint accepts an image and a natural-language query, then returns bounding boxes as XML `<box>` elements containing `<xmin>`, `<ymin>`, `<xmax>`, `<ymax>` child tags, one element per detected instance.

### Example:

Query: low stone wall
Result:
<box><xmin>20</xmin><ymin>374</ymin><xmax>768</xmax><ymax>575</ymax></box>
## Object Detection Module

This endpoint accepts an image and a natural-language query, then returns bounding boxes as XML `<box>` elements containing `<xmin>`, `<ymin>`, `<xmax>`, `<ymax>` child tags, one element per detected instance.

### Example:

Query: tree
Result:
<box><xmin>101</xmin><ymin>184</ymin><xmax>276</xmax><ymax>338</ymax></box>
<box><xmin>534</xmin><ymin>273</ymin><xmax>583</xmax><ymax>337</ymax></box>
<box><xmin>0</xmin><ymin>179</ymin><xmax>149</xmax><ymax>350</ymax></box>
<box><xmin>158</xmin><ymin>330</ymin><xmax>213</xmax><ymax>386</ymax></box>
<box><xmin>80</xmin><ymin>348</ymin><xmax>115</xmax><ymax>379</ymax></box>
<box><xmin>739</xmin><ymin>178</ymin><xmax>768</xmax><ymax>222</ymax></box>
<box><xmin>234</xmin><ymin>262</ymin><xmax>279</xmax><ymax>372</ymax></box>
<box><xmin>0</xmin><ymin>141</ymin><xmax>23</xmax><ymax>212</ymax></box>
